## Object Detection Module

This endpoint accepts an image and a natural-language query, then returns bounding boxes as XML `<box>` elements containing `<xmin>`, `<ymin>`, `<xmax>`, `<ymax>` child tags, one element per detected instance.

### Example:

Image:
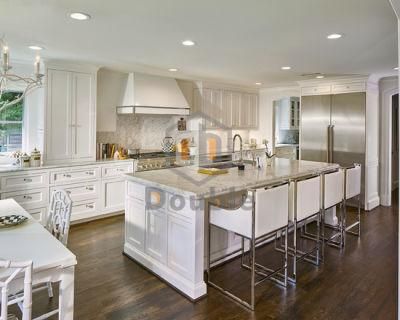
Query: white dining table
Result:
<box><xmin>0</xmin><ymin>199</ymin><xmax>77</xmax><ymax>320</ymax></box>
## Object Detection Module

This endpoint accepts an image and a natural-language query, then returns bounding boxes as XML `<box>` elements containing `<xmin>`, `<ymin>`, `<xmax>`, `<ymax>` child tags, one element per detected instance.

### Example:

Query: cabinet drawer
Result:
<box><xmin>301</xmin><ymin>85</ymin><xmax>331</xmax><ymax>96</ymax></box>
<box><xmin>70</xmin><ymin>199</ymin><xmax>100</xmax><ymax>221</ymax></box>
<box><xmin>167</xmin><ymin>193</ymin><xmax>193</xmax><ymax>220</ymax></box>
<box><xmin>26</xmin><ymin>207</ymin><xmax>47</xmax><ymax>225</ymax></box>
<box><xmin>51</xmin><ymin>181</ymin><xmax>100</xmax><ymax>202</ymax></box>
<box><xmin>102</xmin><ymin>163</ymin><xmax>133</xmax><ymax>178</ymax></box>
<box><xmin>1</xmin><ymin>171</ymin><xmax>49</xmax><ymax>191</ymax></box>
<box><xmin>50</xmin><ymin>166</ymin><xmax>100</xmax><ymax>185</ymax></box>
<box><xmin>127</xmin><ymin>181</ymin><xmax>146</xmax><ymax>201</ymax></box>
<box><xmin>1</xmin><ymin>188</ymin><xmax>48</xmax><ymax>210</ymax></box>
<box><xmin>332</xmin><ymin>82</ymin><xmax>365</xmax><ymax>94</ymax></box>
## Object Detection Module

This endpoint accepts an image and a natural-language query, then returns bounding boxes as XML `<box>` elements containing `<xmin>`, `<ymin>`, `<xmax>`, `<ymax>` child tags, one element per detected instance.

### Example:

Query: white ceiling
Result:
<box><xmin>0</xmin><ymin>0</ymin><xmax>397</xmax><ymax>87</ymax></box>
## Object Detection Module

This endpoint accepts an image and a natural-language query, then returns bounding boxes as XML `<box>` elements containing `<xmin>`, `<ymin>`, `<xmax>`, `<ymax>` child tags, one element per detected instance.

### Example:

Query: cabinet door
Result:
<box><xmin>203</xmin><ymin>89</ymin><xmax>222</xmax><ymax>128</ymax></box>
<box><xmin>126</xmin><ymin>197</ymin><xmax>146</xmax><ymax>251</ymax></box>
<box><xmin>167</xmin><ymin>214</ymin><xmax>194</xmax><ymax>280</ymax></box>
<box><xmin>249</xmin><ymin>94</ymin><xmax>258</xmax><ymax>128</ymax></box>
<box><xmin>102</xmin><ymin>178</ymin><xmax>125</xmax><ymax>213</ymax></box>
<box><xmin>221</xmin><ymin>91</ymin><xmax>232</xmax><ymax>128</ymax></box>
<box><xmin>46</xmin><ymin>69</ymin><xmax>72</xmax><ymax>161</ymax></box>
<box><xmin>240</xmin><ymin>93</ymin><xmax>250</xmax><ymax>128</ymax></box>
<box><xmin>278</xmin><ymin>98</ymin><xmax>290</xmax><ymax>130</ymax></box>
<box><xmin>231</xmin><ymin>91</ymin><xmax>241</xmax><ymax>128</ymax></box>
<box><xmin>72</xmin><ymin>72</ymin><xmax>96</xmax><ymax>160</ymax></box>
<box><xmin>145</xmin><ymin>208</ymin><xmax>167</xmax><ymax>263</ymax></box>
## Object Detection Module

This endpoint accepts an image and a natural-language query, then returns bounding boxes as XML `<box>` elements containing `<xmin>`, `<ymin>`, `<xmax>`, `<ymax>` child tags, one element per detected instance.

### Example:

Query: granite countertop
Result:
<box><xmin>0</xmin><ymin>158</ymin><xmax>134</xmax><ymax>173</ymax></box>
<box><xmin>124</xmin><ymin>158</ymin><xmax>339</xmax><ymax>199</ymax></box>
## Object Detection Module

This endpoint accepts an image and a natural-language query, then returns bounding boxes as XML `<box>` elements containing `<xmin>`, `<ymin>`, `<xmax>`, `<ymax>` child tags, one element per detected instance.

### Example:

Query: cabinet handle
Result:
<box><xmin>63</xmin><ymin>174</ymin><xmax>71</xmax><ymax>178</ymax></box>
<box><xmin>86</xmin><ymin>171</ymin><xmax>94</xmax><ymax>175</ymax></box>
<box><xmin>86</xmin><ymin>186</ymin><xmax>94</xmax><ymax>191</ymax></box>
<box><xmin>23</xmin><ymin>178</ymin><xmax>32</xmax><ymax>182</ymax></box>
<box><xmin>23</xmin><ymin>195</ymin><xmax>32</xmax><ymax>200</ymax></box>
<box><xmin>86</xmin><ymin>204</ymin><xmax>94</xmax><ymax>209</ymax></box>
<box><xmin>117</xmin><ymin>168</ymin><xmax>125</xmax><ymax>172</ymax></box>
<box><xmin>66</xmin><ymin>190</ymin><xmax>71</xmax><ymax>194</ymax></box>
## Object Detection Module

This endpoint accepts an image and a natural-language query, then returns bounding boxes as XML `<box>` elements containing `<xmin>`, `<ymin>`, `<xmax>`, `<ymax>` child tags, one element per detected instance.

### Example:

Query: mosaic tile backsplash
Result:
<box><xmin>97</xmin><ymin>114</ymin><xmax>180</xmax><ymax>150</ymax></box>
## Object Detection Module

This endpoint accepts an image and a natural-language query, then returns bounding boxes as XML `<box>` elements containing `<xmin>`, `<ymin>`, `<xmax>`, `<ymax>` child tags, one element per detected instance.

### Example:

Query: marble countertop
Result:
<box><xmin>124</xmin><ymin>158</ymin><xmax>339</xmax><ymax>199</ymax></box>
<box><xmin>0</xmin><ymin>158</ymin><xmax>134</xmax><ymax>173</ymax></box>
<box><xmin>275</xmin><ymin>144</ymin><xmax>299</xmax><ymax>147</ymax></box>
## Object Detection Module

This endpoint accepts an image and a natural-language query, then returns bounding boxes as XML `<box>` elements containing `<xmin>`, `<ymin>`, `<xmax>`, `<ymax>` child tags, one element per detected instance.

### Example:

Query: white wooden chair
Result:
<box><xmin>207</xmin><ymin>182</ymin><xmax>290</xmax><ymax>310</ymax></box>
<box><xmin>23</xmin><ymin>190</ymin><xmax>72</xmax><ymax>319</ymax></box>
<box><xmin>0</xmin><ymin>260</ymin><xmax>33</xmax><ymax>320</ymax></box>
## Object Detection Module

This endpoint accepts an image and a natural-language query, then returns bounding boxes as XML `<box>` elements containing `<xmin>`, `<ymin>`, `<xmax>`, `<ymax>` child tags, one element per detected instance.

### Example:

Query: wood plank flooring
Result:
<box><xmin>27</xmin><ymin>197</ymin><xmax>397</xmax><ymax>320</ymax></box>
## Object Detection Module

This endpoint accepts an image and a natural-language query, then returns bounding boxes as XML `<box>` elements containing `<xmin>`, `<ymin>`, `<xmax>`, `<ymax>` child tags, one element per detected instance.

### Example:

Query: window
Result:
<box><xmin>0</xmin><ymin>91</ymin><xmax>24</xmax><ymax>152</ymax></box>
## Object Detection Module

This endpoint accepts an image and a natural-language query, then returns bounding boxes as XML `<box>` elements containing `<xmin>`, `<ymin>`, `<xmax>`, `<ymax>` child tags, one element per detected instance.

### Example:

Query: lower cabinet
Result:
<box><xmin>70</xmin><ymin>198</ymin><xmax>101</xmax><ymax>220</ymax></box>
<box><xmin>145</xmin><ymin>208</ymin><xmax>168</xmax><ymax>263</ymax></box>
<box><xmin>101</xmin><ymin>178</ymin><xmax>125</xmax><ymax>213</ymax></box>
<box><xmin>125</xmin><ymin>197</ymin><xmax>146</xmax><ymax>251</ymax></box>
<box><xmin>167</xmin><ymin>214</ymin><xmax>193</xmax><ymax>280</ymax></box>
<box><xmin>26</xmin><ymin>207</ymin><xmax>47</xmax><ymax>224</ymax></box>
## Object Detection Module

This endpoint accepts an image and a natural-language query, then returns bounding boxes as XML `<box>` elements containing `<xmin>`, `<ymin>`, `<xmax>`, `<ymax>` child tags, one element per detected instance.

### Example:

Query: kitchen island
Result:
<box><xmin>123</xmin><ymin>158</ymin><xmax>339</xmax><ymax>300</ymax></box>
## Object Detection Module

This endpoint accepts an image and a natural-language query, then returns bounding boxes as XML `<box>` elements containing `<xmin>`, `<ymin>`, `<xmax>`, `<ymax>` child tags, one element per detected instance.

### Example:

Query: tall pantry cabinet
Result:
<box><xmin>44</xmin><ymin>63</ymin><xmax>98</xmax><ymax>164</ymax></box>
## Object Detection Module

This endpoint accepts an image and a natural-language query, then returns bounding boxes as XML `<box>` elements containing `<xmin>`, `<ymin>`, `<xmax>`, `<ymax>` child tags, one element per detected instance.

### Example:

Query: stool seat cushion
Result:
<box><xmin>210</xmin><ymin>184</ymin><xmax>289</xmax><ymax>239</ymax></box>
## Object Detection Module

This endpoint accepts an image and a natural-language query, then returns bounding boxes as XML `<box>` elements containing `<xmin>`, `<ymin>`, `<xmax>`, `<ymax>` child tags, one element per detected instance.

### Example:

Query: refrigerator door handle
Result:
<box><xmin>327</xmin><ymin>125</ymin><xmax>331</xmax><ymax>162</ymax></box>
<box><xmin>329</xmin><ymin>125</ymin><xmax>335</xmax><ymax>162</ymax></box>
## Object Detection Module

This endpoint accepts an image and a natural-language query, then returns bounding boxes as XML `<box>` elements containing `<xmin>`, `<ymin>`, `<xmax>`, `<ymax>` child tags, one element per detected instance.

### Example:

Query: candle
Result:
<box><xmin>34</xmin><ymin>56</ymin><xmax>40</xmax><ymax>75</ymax></box>
<box><xmin>2</xmin><ymin>46</ymin><xmax>9</xmax><ymax>70</ymax></box>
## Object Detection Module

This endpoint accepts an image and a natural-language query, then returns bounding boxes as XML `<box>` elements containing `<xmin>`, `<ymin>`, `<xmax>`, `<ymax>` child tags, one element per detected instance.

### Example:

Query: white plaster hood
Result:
<box><xmin>117</xmin><ymin>72</ymin><xmax>190</xmax><ymax>115</ymax></box>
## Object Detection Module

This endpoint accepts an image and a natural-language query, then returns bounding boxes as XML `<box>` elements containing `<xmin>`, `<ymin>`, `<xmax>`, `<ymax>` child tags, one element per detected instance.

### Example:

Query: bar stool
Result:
<box><xmin>288</xmin><ymin>174</ymin><xmax>321</xmax><ymax>283</ymax></box>
<box><xmin>343</xmin><ymin>164</ymin><xmax>362</xmax><ymax>241</ymax></box>
<box><xmin>302</xmin><ymin>169</ymin><xmax>344</xmax><ymax>255</ymax></box>
<box><xmin>207</xmin><ymin>182</ymin><xmax>290</xmax><ymax>310</ymax></box>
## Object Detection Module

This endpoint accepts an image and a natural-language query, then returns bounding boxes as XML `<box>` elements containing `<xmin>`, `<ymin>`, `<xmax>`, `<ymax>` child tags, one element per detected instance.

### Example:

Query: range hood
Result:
<box><xmin>116</xmin><ymin>73</ymin><xmax>190</xmax><ymax>115</ymax></box>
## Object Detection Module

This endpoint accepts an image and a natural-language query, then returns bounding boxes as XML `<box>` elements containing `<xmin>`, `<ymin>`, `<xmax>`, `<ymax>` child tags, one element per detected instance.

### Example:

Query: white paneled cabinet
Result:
<box><xmin>277</xmin><ymin>97</ymin><xmax>300</xmax><ymax>130</ymax></box>
<box><xmin>145</xmin><ymin>208</ymin><xmax>168</xmax><ymax>263</ymax></box>
<box><xmin>194</xmin><ymin>87</ymin><xmax>258</xmax><ymax>129</ymax></box>
<box><xmin>102</xmin><ymin>179</ymin><xmax>125</xmax><ymax>213</ymax></box>
<box><xmin>125</xmin><ymin>197</ymin><xmax>146</xmax><ymax>251</ymax></box>
<box><xmin>45</xmin><ymin>65</ymin><xmax>97</xmax><ymax>164</ymax></box>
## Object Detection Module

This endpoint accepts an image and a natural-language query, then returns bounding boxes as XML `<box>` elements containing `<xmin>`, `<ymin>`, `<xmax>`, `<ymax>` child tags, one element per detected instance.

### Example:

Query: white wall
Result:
<box><xmin>249</xmin><ymin>86</ymin><xmax>300</xmax><ymax>148</ymax></box>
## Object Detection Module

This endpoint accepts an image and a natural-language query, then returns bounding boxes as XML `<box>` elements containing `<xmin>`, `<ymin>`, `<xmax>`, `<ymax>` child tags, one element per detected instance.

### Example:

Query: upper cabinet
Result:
<box><xmin>194</xmin><ymin>86</ymin><xmax>258</xmax><ymax>129</ymax></box>
<box><xmin>300</xmin><ymin>80</ymin><xmax>366</xmax><ymax>96</ymax></box>
<box><xmin>276</xmin><ymin>97</ymin><xmax>300</xmax><ymax>130</ymax></box>
<box><xmin>45</xmin><ymin>63</ymin><xmax>97</xmax><ymax>164</ymax></box>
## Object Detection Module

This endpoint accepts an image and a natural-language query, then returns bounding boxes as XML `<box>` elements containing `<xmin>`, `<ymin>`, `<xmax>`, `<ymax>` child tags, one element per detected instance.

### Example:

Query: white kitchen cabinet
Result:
<box><xmin>194</xmin><ymin>87</ymin><xmax>258</xmax><ymax>129</ymax></box>
<box><xmin>277</xmin><ymin>97</ymin><xmax>299</xmax><ymax>130</ymax></box>
<box><xmin>45</xmin><ymin>66</ymin><xmax>97</xmax><ymax>164</ymax></box>
<box><xmin>167</xmin><ymin>213</ymin><xmax>194</xmax><ymax>280</ymax></box>
<box><xmin>145</xmin><ymin>208</ymin><xmax>168</xmax><ymax>263</ymax></box>
<box><xmin>102</xmin><ymin>178</ymin><xmax>125</xmax><ymax>213</ymax></box>
<box><xmin>50</xmin><ymin>180</ymin><xmax>100</xmax><ymax>203</ymax></box>
<box><xmin>26</xmin><ymin>207</ymin><xmax>47</xmax><ymax>224</ymax></box>
<box><xmin>126</xmin><ymin>197</ymin><xmax>146</xmax><ymax>251</ymax></box>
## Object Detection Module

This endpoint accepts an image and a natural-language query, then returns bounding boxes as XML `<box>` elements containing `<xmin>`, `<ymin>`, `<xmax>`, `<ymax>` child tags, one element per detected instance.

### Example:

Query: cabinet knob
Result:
<box><xmin>23</xmin><ymin>178</ymin><xmax>32</xmax><ymax>182</ymax></box>
<box><xmin>66</xmin><ymin>190</ymin><xmax>71</xmax><ymax>194</ymax></box>
<box><xmin>23</xmin><ymin>195</ymin><xmax>32</xmax><ymax>200</ymax></box>
<box><xmin>86</xmin><ymin>204</ymin><xmax>94</xmax><ymax>209</ymax></box>
<box><xmin>86</xmin><ymin>186</ymin><xmax>94</xmax><ymax>191</ymax></box>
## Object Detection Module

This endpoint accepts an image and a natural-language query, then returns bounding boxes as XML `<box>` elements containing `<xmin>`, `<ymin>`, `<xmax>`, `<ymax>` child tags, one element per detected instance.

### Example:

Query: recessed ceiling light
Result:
<box><xmin>28</xmin><ymin>45</ymin><xmax>43</xmax><ymax>51</ymax></box>
<box><xmin>168</xmin><ymin>68</ymin><xmax>178</xmax><ymax>72</ymax></box>
<box><xmin>281</xmin><ymin>66</ymin><xmax>291</xmax><ymax>70</ymax></box>
<box><xmin>70</xmin><ymin>12</ymin><xmax>91</xmax><ymax>20</ymax></box>
<box><xmin>327</xmin><ymin>33</ymin><xmax>342</xmax><ymax>39</ymax></box>
<box><xmin>316</xmin><ymin>75</ymin><xmax>325</xmax><ymax>79</ymax></box>
<box><xmin>255</xmin><ymin>82</ymin><xmax>262</xmax><ymax>85</ymax></box>
<box><xmin>394</xmin><ymin>67</ymin><xmax>399</xmax><ymax>70</ymax></box>
<box><xmin>182</xmin><ymin>40</ymin><xmax>195</xmax><ymax>46</ymax></box>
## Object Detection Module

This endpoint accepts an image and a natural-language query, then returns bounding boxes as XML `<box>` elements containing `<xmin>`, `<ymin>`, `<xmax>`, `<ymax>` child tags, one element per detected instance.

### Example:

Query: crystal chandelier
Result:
<box><xmin>0</xmin><ymin>37</ymin><xmax>44</xmax><ymax>112</ymax></box>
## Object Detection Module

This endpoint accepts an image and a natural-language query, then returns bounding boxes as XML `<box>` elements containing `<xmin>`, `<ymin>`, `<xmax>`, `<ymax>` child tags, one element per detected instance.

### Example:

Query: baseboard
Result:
<box><xmin>366</xmin><ymin>195</ymin><xmax>380</xmax><ymax>211</ymax></box>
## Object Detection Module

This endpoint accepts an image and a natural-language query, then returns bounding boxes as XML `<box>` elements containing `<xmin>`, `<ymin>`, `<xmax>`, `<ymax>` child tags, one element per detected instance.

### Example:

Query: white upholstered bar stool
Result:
<box><xmin>302</xmin><ymin>169</ymin><xmax>344</xmax><ymax>255</ymax></box>
<box><xmin>0</xmin><ymin>260</ymin><xmax>33</xmax><ymax>320</ymax></box>
<box><xmin>207</xmin><ymin>182</ymin><xmax>289</xmax><ymax>310</ymax></box>
<box><xmin>343</xmin><ymin>164</ymin><xmax>362</xmax><ymax>242</ymax></box>
<box><xmin>288</xmin><ymin>174</ymin><xmax>321</xmax><ymax>283</ymax></box>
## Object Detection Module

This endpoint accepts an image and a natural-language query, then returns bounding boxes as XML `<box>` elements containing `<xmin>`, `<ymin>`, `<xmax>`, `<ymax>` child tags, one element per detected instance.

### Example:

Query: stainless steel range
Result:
<box><xmin>129</xmin><ymin>150</ymin><xmax>182</xmax><ymax>172</ymax></box>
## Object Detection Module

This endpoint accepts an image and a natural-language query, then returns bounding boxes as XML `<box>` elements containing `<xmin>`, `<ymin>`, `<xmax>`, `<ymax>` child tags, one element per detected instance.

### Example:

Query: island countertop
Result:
<box><xmin>124</xmin><ymin>158</ymin><xmax>339</xmax><ymax>199</ymax></box>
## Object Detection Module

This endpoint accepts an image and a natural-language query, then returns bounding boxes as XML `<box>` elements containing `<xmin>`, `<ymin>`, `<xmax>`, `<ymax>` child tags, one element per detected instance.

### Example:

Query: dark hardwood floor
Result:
<box><xmin>28</xmin><ymin>196</ymin><xmax>398</xmax><ymax>320</ymax></box>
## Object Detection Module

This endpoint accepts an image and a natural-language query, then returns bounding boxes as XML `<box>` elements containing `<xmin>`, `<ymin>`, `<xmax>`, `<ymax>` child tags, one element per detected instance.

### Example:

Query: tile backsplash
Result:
<box><xmin>97</xmin><ymin>114</ymin><xmax>180</xmax><ymax>150</ymax></box>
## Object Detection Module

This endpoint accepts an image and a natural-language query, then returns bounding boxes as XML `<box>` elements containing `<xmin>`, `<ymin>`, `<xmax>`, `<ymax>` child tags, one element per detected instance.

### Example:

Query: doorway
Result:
<box><xmin>392</xmin><ymin>94</ymin><xmax>399</xmax><ymax>191</ymax></box>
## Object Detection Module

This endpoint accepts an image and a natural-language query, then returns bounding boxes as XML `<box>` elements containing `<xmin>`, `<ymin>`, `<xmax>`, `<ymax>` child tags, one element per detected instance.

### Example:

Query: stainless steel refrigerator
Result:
<box><xmin>300</xmin><ymin>92</ymin><xmax>366</xmax><ymax>201</ymax></box>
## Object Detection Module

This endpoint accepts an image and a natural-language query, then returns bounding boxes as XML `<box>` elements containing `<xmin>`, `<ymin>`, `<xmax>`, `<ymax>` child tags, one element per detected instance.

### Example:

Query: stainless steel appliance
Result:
<box><xmin>130</xmin><ymin>150</ymin><xmax>181</xmax><ymax>172</ymax></box>
<box><xmin>300</xmin><ymin>92</ymin><xmax>366</xmax><ymax>201</ymax></box>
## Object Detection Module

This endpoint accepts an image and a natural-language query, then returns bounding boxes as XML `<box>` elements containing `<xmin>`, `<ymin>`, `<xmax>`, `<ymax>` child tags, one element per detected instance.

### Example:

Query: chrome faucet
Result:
<box><xmin>232</xmin><ymin>134</ymin><xmax>243</xmax><ymax>163</ymax></box>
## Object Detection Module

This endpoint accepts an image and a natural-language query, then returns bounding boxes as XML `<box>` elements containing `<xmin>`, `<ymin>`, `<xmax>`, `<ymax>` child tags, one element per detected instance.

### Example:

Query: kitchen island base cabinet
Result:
<box><xmin>124</xmin><ymin>181</ymin><xmax>207</xmax><ymax>300</ymax></box>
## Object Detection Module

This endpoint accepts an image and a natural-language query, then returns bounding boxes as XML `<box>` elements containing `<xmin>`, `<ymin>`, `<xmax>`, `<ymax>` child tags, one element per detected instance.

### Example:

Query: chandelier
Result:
<box><xmin>0</xmin><ymin>38</ymin><xmax>44</xmax><ymax>112</ymax></box>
